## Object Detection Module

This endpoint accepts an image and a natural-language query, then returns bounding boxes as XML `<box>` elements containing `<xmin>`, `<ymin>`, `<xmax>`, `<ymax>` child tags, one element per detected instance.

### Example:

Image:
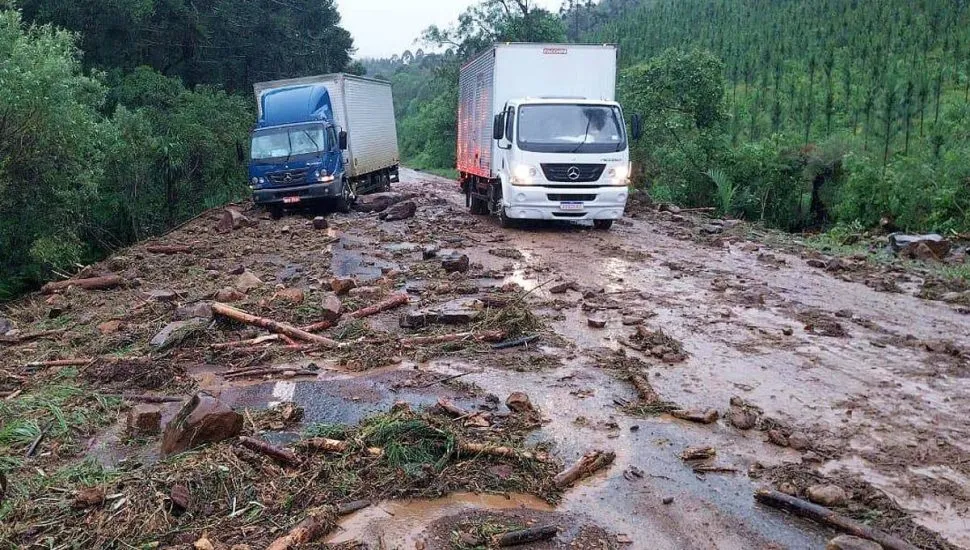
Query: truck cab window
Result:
<box><xmin>328</xmin><ymin>127</ymin><xmax>338</xmax><ymax>151</ymax></box>
<box><xmin>504</xmin><ymin>107</ymin><xmax>515</xmax><ymax>141</ymax></box>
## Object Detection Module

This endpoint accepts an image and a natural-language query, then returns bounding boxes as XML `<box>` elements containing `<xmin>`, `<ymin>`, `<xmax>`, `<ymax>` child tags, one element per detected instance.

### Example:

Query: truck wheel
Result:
<box><xmin>381</xmin><ymin>172</ymin><xmax>391</xmax><ymax>192</ymax></box>
<box><xmin>498</xmin><ymin>206</ymin><xmax>516</xmax><ymax>229</ymax></box>
<box><xmin>335</xmin><ymin>180</ymin><xmax>354</xmax><ymax>213</ymax></box>
<box><xmin>268</xmin><ymin>205</ymin><xmax>283</xmax><ymax>220</ymax></box>
<box><xmin>593</xmin><ymin>219</ymin><xmax>614</xmax><ymax>231</ymax></box>
<box><xmin>469</xmin><ymin>193</ymin><xmax>488</xmax><ymax>215</ymax></box>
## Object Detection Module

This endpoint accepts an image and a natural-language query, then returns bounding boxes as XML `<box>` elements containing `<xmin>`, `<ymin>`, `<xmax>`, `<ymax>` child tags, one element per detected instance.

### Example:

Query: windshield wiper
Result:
<box><xmin>284</xmin><ymin>131</ymin><xmax>293</xmax><ymax>164</ymax></box>
<box><xmin>570</xmin><ymin>116</ymin><xmax>593</xmax><ymax>154</ymax></box>
<box><xmin>301</xmin><ymin>130</ymin><xmax>320</xmax><ymax>153</ymax></box>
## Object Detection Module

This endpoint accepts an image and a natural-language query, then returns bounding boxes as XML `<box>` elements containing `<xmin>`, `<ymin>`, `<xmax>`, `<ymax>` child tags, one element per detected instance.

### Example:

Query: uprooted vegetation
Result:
<box><xmin>1</xmin><ymin>407</ymin><xmax>562</xmax><ymax>548</ymax></box>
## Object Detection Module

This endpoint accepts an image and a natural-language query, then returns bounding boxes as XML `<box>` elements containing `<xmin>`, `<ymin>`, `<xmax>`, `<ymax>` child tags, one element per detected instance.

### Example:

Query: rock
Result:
<box><xmin>194</xmin><ymin>537</ymin><xmax>215</xmax><ymax>550</ymax></box>
<box><xmin>701</xmin><ymin>224</ymin><xmax>723</xmax><ymax>235</ymax></box>
<box><xmin>891</xmin><ymin>233</ymin><xmax>951</xmax><ymax>259</ymax></box>
<box><xmin>826</xmin><ymin>535</ymin><xmax>883</xmax><ymax>550</ymax></box>
<box><xmin>806</xmin><ymin>258</ymin><xmax>827</xmax><ymax>269</ymax></box>
<box><xmin>151</xmin><ymin>319</ymin><xmax>206</xmax><ymax>350</ymax></box>
<box><xmin>806</xmin><ymin>484</ymin><xmax>848</xmax><ymax>507</ymax></box>
<box><xmin>662</xmin><ymin>496</ymin><xmax>674</xmax><ymax>505</ymax></box>
<box><xmin>621</xmin><ymin>315</ymin><xmax>645</xmax><ymax>326</ymax></box>
<box><xmin>320</xmin><ymin>293</ymin><xmax>343</xmax><ymax>321</ymax></box>
<box><xmin>788</xmin><ymin>431</ymin><xmax>811</xmax><ymax>451</ymax></box>
<box><xmin>379</xmin><ymin>200</ymin><xmax>417</xmax><ymax>221</ymax></box>
<box><xmin>175</xmin><ymin>302</ymin><xmax>213</xmax><ymax>321</ymax></box>
<box><xmin>0</xmin><ymin>317</ymin><xmax>13</xmax><ymax>336</ymax></box>
<box><xmin>587</xmin><ymin>316</ymin><xmax>608</xmax><ymax>328</ymax></box>
<box><xmin>330</xmin><ymin>277</ymin><xmax>357</xmax><ymax>295</ymax></box>
<box><xmin>353</xmin><ymin>191</ymin><xmax>407</xmax><ymax>213</ymax></box>
<box><xmin>660</xmin><ymin>203</ymin><xmax>681</xmax><ymax>214</ymax></box>
<box><xmin>489</xmin><ymin>248</ymin><xmax>525</xmax><ymax>260</ymax></box>
<box><xmin>549</xmin><ymin>281</ymin><xmax>580</xmax><ymax>294</ymax></box>
<box><xmin>767</xmin><ymin>429</ymin><xmax>790</xmax><ymax>447</ymax></box>
<box><xmin>671</xmin><ymin>409</ymin><xmax>719</xmax><ymax>424</ymax></box>
<box><xmin>216</xmin><ymin>207</ymin><xmax>253</xmax><ymax>234</ymax></box>
<box><xmin>274</xmin><ymin>287</ymin><xmax>305</xmax><ymax>305</ymax></box>
<box><xmin>280</xmin><ymin>225</ymin><xmax>291</xmax><ymax>234</ymax></box>
<box><xmin>234</xmin><ymin>270</ymin><xmax>263</xmax><ymax>293</ymax></box>
<box><xmin>422</xmin><ymin>246</ymin><xmax>439</xmax><ymax>260</ymax></box>
<box><xmin>214</xmin><ymin>287</ymin><xmax>245</xmax><ymax>303</ymax></box>
<box><xmin>441</xmin><ymin>254</ymin><xmax>470</xmax><ymax>273</ymax></box>
<box><xmin>728</xmin><ymin>408</ymin><xmax>759</xmax><ymax>430</ymax></box>
<box><xmin>488</xmin><ymin>464</ymin><xmax>514</xmax><ymax>480</ymax></box>
<box><xmin>98</xmin><ymin>320</ymin><xmax>123</xmax><ymax>335</ymax></box>
<box><xmin>170</xmin><ymin>483</ymin><xmax>191</xmax><ymax>512</ymax></box>
<box><xmin>72</xmin><ymin>487</ymin><xmax>105</xmax><ymax>509</ymax></box>
<box><xmin>400</xmin><ymin>298</ymin><xmax>484</xmax><ymax>328</ymax></box>
<box><xmin>228</xmin><ymin>265</ymin><xmax>246</xmax><ymax>276</ymax></box>
<box><xmin>312</xmin><ymin>216</ymin><xmax>328</xmax><ymax>230</ymax></box>
<box><xmin>127</xmin><ymin>404</ymin><xmax>162</xmax><ymax>436</ymax></box>
<box><xmin>506</xmin><ymin>392</ymin><xmax>535</xmax><ymax>414</ymax></box>
<box><xmin>458</xmin><ymin>533</ymin><xmax>483</xmax><ymax>546</ymax></box>
<box><xmin>145</xmin><ymin>289</ymin><xmax>177</xmax><ymax>302</ymax></box>
<box><xmin>349</xmin><ymin>286</ymin><xmax>382</xmax><ymax>298</ymax></box>
<box><xmin>778</xmin><ymin>482</ymin><xmax>798</xmax><ymax>496</ymax></box>
<box><xmin>161</xmin><ymin>392</ymin><xmax>243</xmax><ymax>456</ymax></box>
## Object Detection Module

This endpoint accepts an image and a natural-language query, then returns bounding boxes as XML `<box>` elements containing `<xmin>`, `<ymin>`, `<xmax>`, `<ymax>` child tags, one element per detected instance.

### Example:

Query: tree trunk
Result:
<box><xmin>211</xmin><ymin>303</ymin><xmax>337</xmax><ymax>347</ymax></box>
<box><xmin>42</xmin><ymin>275</ymin><xmax>122</xmax><ymax>294</ymax></box>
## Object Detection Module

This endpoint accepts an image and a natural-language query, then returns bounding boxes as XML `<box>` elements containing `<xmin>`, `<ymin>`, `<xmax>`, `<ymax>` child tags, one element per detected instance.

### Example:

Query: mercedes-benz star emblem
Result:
<box><xmin>566</xmin><ymin>166</ymin><xmax>581</xmax><ymax>181</ymax></box>
<box><xmin>284</xmin><ymin>173</ymin><xmax>293</xmax><ymax>183</ymax></box>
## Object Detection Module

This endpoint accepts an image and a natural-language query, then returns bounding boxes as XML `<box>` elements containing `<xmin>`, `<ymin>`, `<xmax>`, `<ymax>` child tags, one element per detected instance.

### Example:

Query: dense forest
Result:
<box><xmin>375</xmin><ymin>0</ymin><xmax>970</xmax><ymax>234</ymax></box>
<box><xmin>0</xmin><ymin>0</ymin><xmax>357</xmax><ymax>299</ymax></box>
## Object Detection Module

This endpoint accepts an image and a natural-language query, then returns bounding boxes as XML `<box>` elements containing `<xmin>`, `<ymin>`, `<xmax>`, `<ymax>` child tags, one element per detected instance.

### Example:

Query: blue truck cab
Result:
<box><xmin>249</xmin><ymin>84</ymin><xmax>352</xmax><ymax>211</ymax></box>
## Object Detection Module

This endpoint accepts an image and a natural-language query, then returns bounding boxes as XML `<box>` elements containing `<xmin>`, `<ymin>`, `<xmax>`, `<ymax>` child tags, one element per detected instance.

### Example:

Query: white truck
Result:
<box><xmin>250</xmin><ymin>74</ymin><xmax>400</xmax><ymax>213</ymax></box>
<box><xmin>457</xmin><ymin>43</ymin><xmax>639</xmax><ymax>230</ymax></box>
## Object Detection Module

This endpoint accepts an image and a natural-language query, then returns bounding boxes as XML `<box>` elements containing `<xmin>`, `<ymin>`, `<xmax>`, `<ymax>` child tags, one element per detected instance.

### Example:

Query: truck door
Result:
<box><xmin>497</xmin><ymin>105</ymin><xmax>515</xmax><ymax>174</ymax></box>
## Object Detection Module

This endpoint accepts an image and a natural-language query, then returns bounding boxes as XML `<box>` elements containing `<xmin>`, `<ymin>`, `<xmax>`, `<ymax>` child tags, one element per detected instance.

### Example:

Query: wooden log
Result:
<box><xmin>459</xmin><ymin>442</ymin><xmax>549</xmax><ymax>462</ymax></box>
<box><xmin>347</xmin><ymin>293</ymin><xmax>409</xmax><ymax>320</ymax></box>
<box><xmin>239</xmin><ymin>436</ymin><xmax>298</xmax><ymax>466</ymax></box>
<box><xmin>754</xmin><ymin>490</ymin><xmax>919</xmax><ymax>550</ymax></box>
<box><xmin>435</xmin><ymin>398</ymin><xmax>470</xmax><ymax>417</ymax></box>
<box><xmin>211</xmin><ymin>303</ymin><xmax>337</xmax><ymax>348</ymax></box>
<box><xmin>553</xmin><ymin>450</ymin><xmax>616</xmax><ymax>488</ymax></box>
<box><xmin>401</xmin><ymin>330</ymin><xmax>506</xmax><ymax>347</ymax></box>
<box><xmin>671</xmin><ymin>409</ymin><xmax>720</xmax><ymax>424</ymax></box>
<box><xmin>629</xmin><ymin>373</ymin><xmax>661</xmax><ymax>404</ymax></box>
<box><xmin>224</xmin><ymin>367</ymin><xmax>316</xmax><ymax>380</ymax></box>
<box><xmin>25</xmin><ymin>422</ymin><xmax>50</xmax><ymax>458</ymax></box>
<box><xmin>302</xmin><ymin>438</ymin><xmax>384</xmax><ymax>457</ymax></box>
<box><xmin>302</xmin><ymin>320</ymin><xmax>335</xmax><ymax>333</ymax></box>
<box><xmin>0</xmin><ymin>329</ymin><xmax>65</xmax><ymax>345</ymax></box>
<box><xmin>24</xmin><ymin>358</ymin><xmax>93</xmax><ymax>369</ymax></box>
<box><xmin>266</xmin><ymin>513</ymin><xmax>329</xmax><ymax>550</ymax></box>
<box><xmin>42</xmin><ymin>275</ymin><xmax>122</xmax><ymax>294</ymax></box>
<box><xmin>146</xmin><ymin>245</ymin><xmax>193</xmax><ymax>255</ymax></box>
<box><xmin>211</xmin><ymin>335</ymin><xmax>280</xmax><ymax>350</ymax></box>
<box><xmin>492</xmin><ymin>525</ymin><xmax>558</xmax><ymax>546</ymax></box>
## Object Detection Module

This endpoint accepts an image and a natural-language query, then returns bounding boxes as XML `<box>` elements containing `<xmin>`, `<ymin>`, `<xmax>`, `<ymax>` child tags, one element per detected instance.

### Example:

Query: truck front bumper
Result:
<box><xmin>253</xmin><ymin>182</ymin><xmax>338</xmax><ymax>205</ymax></box>
<box><xmin>504</xmin><ymin>186</ymin><xmax>628</xmax><ymax>221</ymax></box>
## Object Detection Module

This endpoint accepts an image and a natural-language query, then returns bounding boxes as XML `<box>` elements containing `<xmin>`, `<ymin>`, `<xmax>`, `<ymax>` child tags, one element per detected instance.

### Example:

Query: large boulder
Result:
<box><xmin>150</xmin><ymin>318</ymin><xmax>207</xmax><ymax>350</ymax></box>
<box><xmin>806</xmin><ymin>484</ymin><xmax>848</xmax><ymax>507</ymax></box>
<box><xmin>161</xmin><ymin>392</ymin><xmax>243</xmax><ymax>456</ymax></box>
<box><xmin>127</xmin><ymin>404</ymin><xmax>162</xmax><ymax>436</ymax></box>
<box><xmin>400</xmin><ymin>298</ymin><xmax>484</xmax><ymax>328</ymax></box>
<box><xmin>216</xmin><ymin>208</ymin><xmax>254</xmax><ymax>234</ymax></box>
<box><xmin>890</xmin><ymin>233</ymin><xmax>951</xmax><ymax>260</ymax></box>
<box><xmin>379</xmin><ymin>200</ymin><xmax>417</xmax><ymax>221</ymax></box>
<box><xmin>353</xmin><ymin>192</ymin><xmax>408</xmax><ymax>213</ymax></box>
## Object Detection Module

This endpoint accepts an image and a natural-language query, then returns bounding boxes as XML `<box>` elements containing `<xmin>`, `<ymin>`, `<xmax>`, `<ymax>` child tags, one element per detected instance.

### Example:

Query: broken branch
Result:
<box><xmin>238</xmin><ymin>436</ymin><xmax>299</xmax><ymax>466</ymax></box>
<box><xmin>459</xmin><ymin>442</ymin><xmax>550</xmax><ymax>462</ymax></box>
<box><xmin>401</xmin><ymin>330</ymin><xmax>506</xmax><ymax>347</ymax></box>
<box><xmin>266</xmin><ymin>513</ymin><xmax>330</xmax><ymax>550</ymax></box>
<box><xmin>629</xmin><ymin>373</ymin><xmax>661</xmax><ymax>404</ymax></box>
<box><xmin>302</xmin><ymin>438</ymin><xmax>384</xmax><ymax>457</ymax></box>
<box><xmin>41</xmin><ymin>275</ymin><xmax>122</xmax><ymax>294</ymax></box>
<box><xmin>347</xmin><ymin>293</ymin><xmax>409</xmax><ymax>319</ymax></box>
<box><xmin>754</xmin><ymin>490</ymin><xmax>919</xmax><ymax>550</ymax></box>
<box><xmin>211</xmin><ymin>303</ymin><xmax>337</xmax><ymax>348</ymax></box>
<box><xmin>553</xmin><ymin>450</ymin><xmax>616</xmax><ymax>488</ymax></box>
<box><xmin>211</xmin><ymin>335</ymin><xmax>280</xmax><ymax>350</ymax></box>
<box><xmin>146</xmin><ymin>245</ymin><xmax>193</xmax><ymax>255</ymax></box>
<box><xmin>492</xmin><ymin>525</ymin><xmax>558</xmax><ymax>546</ymax></box>
<box><xmin>24</xmin><ymin>358</ymin><xmax>93</xmax><ymax>369</ymax></box>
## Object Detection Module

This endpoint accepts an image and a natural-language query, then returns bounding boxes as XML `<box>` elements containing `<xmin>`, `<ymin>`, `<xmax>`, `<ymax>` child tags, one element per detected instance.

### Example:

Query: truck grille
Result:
<box><xmin>541</xmin><ymin>164</ymin><xmax>605</xmax><ymax>183</ymax></box>
<box><xmin>548</xmin><ymin>194</ymin><xmax>597</xmax><ymax>202</ymax></box>
<box><xmin>268</xmin><ymin>169</ymin><xmax>309</xmax><ymax>186</ymax></box>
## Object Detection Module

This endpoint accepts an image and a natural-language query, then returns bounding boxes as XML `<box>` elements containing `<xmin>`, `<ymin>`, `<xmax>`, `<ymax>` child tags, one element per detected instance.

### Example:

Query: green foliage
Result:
<box><xmin>0</xmin><ymin>7</ymin><xmax>254</xmax><ymax>298</ymax></box>
<box><xmin>707</xmin><ymin>168</ymin><xmax>735</xmax><ymax>216</ymax></box>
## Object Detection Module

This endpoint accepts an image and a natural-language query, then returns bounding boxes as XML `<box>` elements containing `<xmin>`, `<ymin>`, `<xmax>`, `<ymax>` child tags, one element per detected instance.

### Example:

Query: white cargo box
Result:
<box><xmin>254</xmin><ymin>74</ymin><xmax>400</xmax><ymax>179</ymax></box>
<box><xmin>457</xmin><ymin>43</ymin><xmax>618</xmax><ymax>179</ymax></box>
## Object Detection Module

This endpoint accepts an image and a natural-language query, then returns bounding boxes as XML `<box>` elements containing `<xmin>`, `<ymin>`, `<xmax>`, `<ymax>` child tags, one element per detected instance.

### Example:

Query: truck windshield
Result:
<box><xmin>251</xmin><ymin>124</ymin><xmax>328</xmax><ymax>162</ymax></box>
<box><xmin>516</xmin><ymin>104</ymin><xmax>626</xmax><ymax>154</ymax></box>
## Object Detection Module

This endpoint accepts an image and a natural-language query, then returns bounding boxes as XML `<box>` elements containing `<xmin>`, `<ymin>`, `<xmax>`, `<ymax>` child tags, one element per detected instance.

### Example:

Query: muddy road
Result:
<box><xmin>2</xmin><ymin>167</ymin><xmax>968</xmax><ymax>549</ymax></box>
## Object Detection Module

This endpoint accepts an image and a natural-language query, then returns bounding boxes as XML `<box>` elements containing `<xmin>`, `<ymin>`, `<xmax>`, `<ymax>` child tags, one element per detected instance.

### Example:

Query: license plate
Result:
<box><xmin>282</xmin><ymin>196</ymin><xmax>301</xmax><ymax>204</ymax></box>
<box><xmin>560</xmin><ymin>202</ymin><xmax>585</xmax><ymax>211</ymax></box>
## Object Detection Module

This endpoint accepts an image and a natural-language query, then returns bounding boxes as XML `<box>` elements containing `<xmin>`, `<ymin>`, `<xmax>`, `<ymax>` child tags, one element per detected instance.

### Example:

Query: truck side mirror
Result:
<box><xmin>631</xmin><ymin>114</ymin><xmax>643</xmax><ymax>142</ymax></box>
<box><xmin>338</xmin><ymin>131</ymin><xmax>348</xmax><ymax>150</ymax></box>
<box><xmin>492</xmin><ymin>113</ymin><xmax>505</xmax><ymax>141</ymax></box>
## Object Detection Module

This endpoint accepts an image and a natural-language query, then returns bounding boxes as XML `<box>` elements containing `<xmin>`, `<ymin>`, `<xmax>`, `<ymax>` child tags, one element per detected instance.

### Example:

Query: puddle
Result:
<box><xmin>325</xmin><ymin>493</ymin><xmax>552</xmax><ymax>545</ymax></box>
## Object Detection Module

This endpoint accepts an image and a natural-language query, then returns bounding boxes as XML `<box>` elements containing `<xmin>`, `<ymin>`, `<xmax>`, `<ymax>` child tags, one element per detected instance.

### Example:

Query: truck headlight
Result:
<box><xmin>251</xmin><ymin>177</ymin><xmax>259</xmax><ymax>185</ymax></box>
<box><xmin>313</xmin><ymin>170</ymin><xmax>334</xmax><ymax>183</ymax></box>
<box><xmin>512</xmin><ymin>164</ymin><xmax>537</xmax><ymax>185</ymax></box>
<box><xmin>608</xmin><ymin>164</ymin><xmax>631</xmax><ymax>186</ymax></box>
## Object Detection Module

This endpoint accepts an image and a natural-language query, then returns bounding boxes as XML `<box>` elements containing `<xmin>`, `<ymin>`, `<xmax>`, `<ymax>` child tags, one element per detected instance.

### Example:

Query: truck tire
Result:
<box><xmin>593</xmin><ymin>219</ymin><xmax>614</xmax><ymax>231</ymax></box>
<box><xmin>335</xmin><ymin>179</ymin><xmax>354</xmax><ymax>213</ymax></box>
<box><xmin>469</xmin><ymin>192</ymin><xmax>489</xmax><ymax>215</ymax></box>
<box><xmin>498</xmin><ymin>205</ymin><xmax>516</xmax><ymax>229</ymax></box>
<box><xmin>381</xmin><ymin>171</ymin><xmax>391</xmax><ymax>192</ymax></box>
<box><xmin>268</xmin><ymin>204</ymin><xmax>284</xmax><ymax>220</ymax></box>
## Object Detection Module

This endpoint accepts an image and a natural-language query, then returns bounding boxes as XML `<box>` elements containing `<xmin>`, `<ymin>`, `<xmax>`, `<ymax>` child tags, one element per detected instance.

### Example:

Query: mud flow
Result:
<box><xmin>1</xmin><ymin>168</ymin><xmax>968</xmax><ymax>549</ymax></box>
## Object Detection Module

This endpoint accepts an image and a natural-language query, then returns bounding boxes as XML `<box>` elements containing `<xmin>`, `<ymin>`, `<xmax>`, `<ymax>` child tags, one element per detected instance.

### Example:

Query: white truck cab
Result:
<box><xmin>457</xmin><ymin>43</ymin><xmax>639</xmax><ymax>230</ymax></box>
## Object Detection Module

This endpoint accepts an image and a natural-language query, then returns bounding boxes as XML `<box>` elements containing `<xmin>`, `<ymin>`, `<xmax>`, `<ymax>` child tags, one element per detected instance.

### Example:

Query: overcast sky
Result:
<box><xmin>335</xmin><ymin>0</ymin><xmax>566</xmax><ymax>59</ymax></box>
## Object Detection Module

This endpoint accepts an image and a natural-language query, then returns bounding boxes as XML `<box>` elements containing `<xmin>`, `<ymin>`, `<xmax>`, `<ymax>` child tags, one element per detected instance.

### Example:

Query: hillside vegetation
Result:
<box><xmin>377</xmin><ymin>0</ymin><xmax>970</xmax><ymax>234</ymax></box>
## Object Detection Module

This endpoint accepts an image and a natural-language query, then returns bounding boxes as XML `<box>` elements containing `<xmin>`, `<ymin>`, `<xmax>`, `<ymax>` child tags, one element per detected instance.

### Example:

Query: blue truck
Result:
<box><xmin>249</xmin><ymin>74</ymin><xmax>400</xmax><ymax>215</ymax></box>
